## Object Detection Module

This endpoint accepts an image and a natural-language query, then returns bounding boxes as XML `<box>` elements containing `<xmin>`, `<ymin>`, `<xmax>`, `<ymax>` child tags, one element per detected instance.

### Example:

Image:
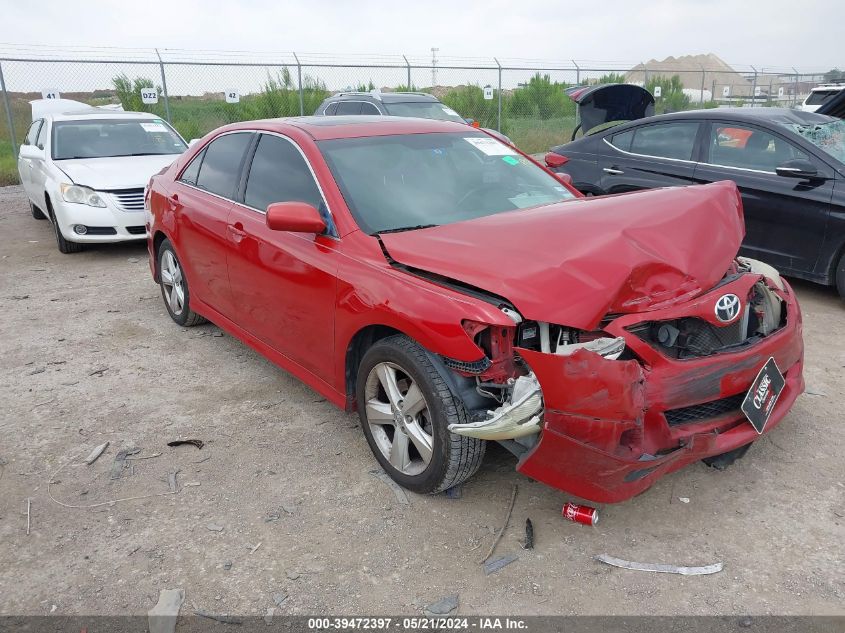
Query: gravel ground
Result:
<box><xmin>0</xmin><ymin>184</ymin><xmax>843</xmax><ymax>616</ymax></box>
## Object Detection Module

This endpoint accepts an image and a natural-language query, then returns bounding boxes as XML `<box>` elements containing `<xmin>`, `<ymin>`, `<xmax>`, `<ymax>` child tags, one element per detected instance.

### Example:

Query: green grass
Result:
<box><xmin>0</xmin><ymin>140</ymin><xmax>18</xmax><ymax>186</ymax></box>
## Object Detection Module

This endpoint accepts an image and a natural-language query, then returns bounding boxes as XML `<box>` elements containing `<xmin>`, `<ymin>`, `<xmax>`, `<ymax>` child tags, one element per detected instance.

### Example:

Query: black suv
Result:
<box><xmin>315</xmin><ymin>91</ymin><xmax>511</xmax><ymax>144</ymax></box>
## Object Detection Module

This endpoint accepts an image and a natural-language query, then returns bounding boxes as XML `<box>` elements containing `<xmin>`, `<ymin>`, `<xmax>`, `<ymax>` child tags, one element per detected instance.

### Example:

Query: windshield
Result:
<box><xmin>319</xmin><ymin>132</ymin><xmax>575</xmax><ymax>234</ymax></box>
<box><xmin>783</xmin><ymin>119</ymin><xmax>845</xmax><ymax>163</ymax></box>
<box><xmin>383</xmin><ymin>101</ymin><xmax>466</xmax><ymax>123</ymax></box>
<box><xmin>52</xmin><ymin>119</ymin><xmax>187</xmax><ymax>160</ymax></box>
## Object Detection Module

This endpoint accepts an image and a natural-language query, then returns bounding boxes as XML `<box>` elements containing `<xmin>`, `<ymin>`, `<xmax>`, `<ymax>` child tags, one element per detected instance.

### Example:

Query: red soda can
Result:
<box><xmin>562</xmin><ymin>502</ymin><xmax>599</xmax><ymax>526</ymax></box>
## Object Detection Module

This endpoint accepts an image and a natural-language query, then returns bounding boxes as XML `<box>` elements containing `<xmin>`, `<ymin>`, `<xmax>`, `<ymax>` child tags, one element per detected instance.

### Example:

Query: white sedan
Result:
<box><xmin>17</xmin><ymin>100</ymin><xmax>188</xmax><ymax>253</ymax></box>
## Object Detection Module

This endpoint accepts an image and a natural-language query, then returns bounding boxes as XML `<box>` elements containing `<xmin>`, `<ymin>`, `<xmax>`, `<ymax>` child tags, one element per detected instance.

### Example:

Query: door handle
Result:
<box><xmin>603</xmin><ymin>167</ymin><xmax>625</xmax><ymax>175</ymax></box>
<box><xmin>227</xmin><ymin>223</ymin><xmax>247</xmax><ymax>243</ymax></box>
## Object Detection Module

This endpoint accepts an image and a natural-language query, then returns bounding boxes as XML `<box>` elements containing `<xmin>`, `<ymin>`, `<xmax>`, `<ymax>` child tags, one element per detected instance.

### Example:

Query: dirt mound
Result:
<box><xmin>627</xmin><ymin>53</ymin><xmax>753</xmax><ymax>96</ymax></box>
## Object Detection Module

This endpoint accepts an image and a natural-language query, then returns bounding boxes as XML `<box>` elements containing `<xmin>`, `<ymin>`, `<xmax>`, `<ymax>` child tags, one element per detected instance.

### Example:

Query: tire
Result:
<box><xmin>157</xmin><ymin>239</ymin><xmax>207</xmax><ymax>327</ymax></box>
<box><xmin>356</xmin><ymin>334</ymin><xmax>485</xmax><ymax>494</ymax></box>
<box><xmin>835</xmin><ymin>252</ymin><xmax>845</xmax><ymax>299</ymax></box>
<box><xmin>30</xmin><ymin>202</ymin><xmax>46</xmax><ymax>220</ymax></box>
<box><xmin>46</xmin><ymin>198</ymin><xmax>83</xmax><ymax>254</ymax></box>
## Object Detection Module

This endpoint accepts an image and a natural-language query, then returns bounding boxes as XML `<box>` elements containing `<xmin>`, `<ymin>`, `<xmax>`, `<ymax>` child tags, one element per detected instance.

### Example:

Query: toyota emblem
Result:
<box><xmin>715</xmin><ymin>293</ymin><xmax>741</xmax><ymax>323</ymax></box>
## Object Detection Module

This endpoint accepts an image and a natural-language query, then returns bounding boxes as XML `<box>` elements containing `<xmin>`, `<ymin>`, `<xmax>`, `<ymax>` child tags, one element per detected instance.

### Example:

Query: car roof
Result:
<box><xmin>627</xmin><ymin>107</ymin><xmax>834</xmax><ymax>126</ymax></box>
<box><xmin>325</xmin><ymin>92</ymin><xmax>440</xmax><ymax>104</ymax></box>
<box><xmin>221</xmin><ymin>115</ymin><xmax>472</xmax><ymax>140</ymax></box>
<box><xmin>49</xmin><ymin>109</ymin><xmax>162</xmax><ymax>122</ymax></box>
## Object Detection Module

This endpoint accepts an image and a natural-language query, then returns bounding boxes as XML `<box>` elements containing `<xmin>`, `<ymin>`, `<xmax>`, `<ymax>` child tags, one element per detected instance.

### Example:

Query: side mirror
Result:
<box><xmin>266</xmin><ymin>201</ymin><xmax>326</xmax><ymax>234</ymax></box>
<box><xmin>555</xmin><ymin>172</ymin><xmax>573</xmax><ymax>186</ymax></box>
<box><xmin>776</xmin><ymin>159</ymin><xmax>819</xmax><ymax>179</ymax></box>
<box><xmin>19</xmin><ymin>144</ymin><xmax>44</xmax><ymax>160</ymax></box>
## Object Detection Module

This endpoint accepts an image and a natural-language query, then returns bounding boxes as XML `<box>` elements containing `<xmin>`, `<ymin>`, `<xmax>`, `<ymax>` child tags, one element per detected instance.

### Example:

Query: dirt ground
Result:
<box><xmin>0</xmin><ymin>183</ymin><xmax>843</xmax><ymax>617</ymax></box>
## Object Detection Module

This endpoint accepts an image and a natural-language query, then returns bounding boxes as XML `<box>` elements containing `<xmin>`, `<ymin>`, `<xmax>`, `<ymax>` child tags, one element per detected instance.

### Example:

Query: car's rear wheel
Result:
<box><xmin>157</xmin><ymin>239</ymin><xmax>207</xmax><ymax>326</ymax></box>
<box><xmin>46</xmin><ymin>198</ymin><xmax>83</xmax><ymax>254</ymax></box>
<box><xmin>835</xmin><ymin>252</ymin><xmax>845</xmax><ymax>299</ymax></box>
<box><xmin>30</xmin><ymin>202</ymin><xmax>46</xmax><ymax>220</ymax></box>
<box><xmin>356</xmin><ymin>334</ymin><xmax>485</xmax><ymax>494</ymax></box>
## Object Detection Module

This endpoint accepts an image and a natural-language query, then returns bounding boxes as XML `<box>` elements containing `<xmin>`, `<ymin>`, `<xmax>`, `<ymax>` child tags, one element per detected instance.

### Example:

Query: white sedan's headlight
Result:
<box><xmin>60</xmin><ymin>184</ymin><xmax>106</xmax><ymax>208</ymax></box>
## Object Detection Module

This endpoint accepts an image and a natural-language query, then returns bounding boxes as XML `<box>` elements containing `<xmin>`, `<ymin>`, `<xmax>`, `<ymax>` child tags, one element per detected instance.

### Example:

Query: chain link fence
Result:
<box><xmin>0</xmin><ymin>45</ymin><xmax>835</xmax><ymax>185</ymax></box>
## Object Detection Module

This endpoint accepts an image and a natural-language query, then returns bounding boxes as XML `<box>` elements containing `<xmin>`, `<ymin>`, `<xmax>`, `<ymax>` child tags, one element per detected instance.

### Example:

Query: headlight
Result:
<box><xmin>60</xmin><ymin>184</ymin><xmax>106</xmax><ymax>208</ymax></box>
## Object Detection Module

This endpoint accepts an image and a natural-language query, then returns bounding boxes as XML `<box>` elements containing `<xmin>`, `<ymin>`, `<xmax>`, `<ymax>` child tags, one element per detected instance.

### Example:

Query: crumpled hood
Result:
<box><xmin>379</xmin><ymin>181</ymin><xmax>745</xmax><ymax>330</ymax></box>
<box><xmin>55</xmin><ymin>154</ymin><xmax>180</xmax><ymax>190</ymax></box>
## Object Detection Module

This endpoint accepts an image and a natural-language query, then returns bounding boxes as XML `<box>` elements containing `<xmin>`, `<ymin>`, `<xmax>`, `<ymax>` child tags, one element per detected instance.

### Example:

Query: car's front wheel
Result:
<box><xmin>30</xmin><ymin>202</ymin><xmax>46</xmax><ymax>220</ymax></box>
<box><xmin>157</xmin><ymin>239</ymin><xmax>207</xmax><ymax>326</ymax></box>
<box><xmin>46</xmin><ymin>198</ymin><xmax>83</xmax><ymax>254</ymax></box>
<box><xmin>356</xmin><ymin>334</ymin><xmax>485</xmax><ymax>494</ymax></box>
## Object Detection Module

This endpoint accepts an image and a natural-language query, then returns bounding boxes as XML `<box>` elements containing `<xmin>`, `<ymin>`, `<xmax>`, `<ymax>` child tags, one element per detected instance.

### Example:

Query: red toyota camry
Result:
<box><xmin>145</xmin><ymin>116</ymin><xmax>804</xmax><ymax>503</ymax></box>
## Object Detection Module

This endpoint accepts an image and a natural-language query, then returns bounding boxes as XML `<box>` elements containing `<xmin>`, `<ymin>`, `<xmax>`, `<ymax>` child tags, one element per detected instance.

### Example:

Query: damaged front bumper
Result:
<box><xmin>512</xmin><ymin>276</ymin><xmax>804</xmax><ymax>504</ymax></box>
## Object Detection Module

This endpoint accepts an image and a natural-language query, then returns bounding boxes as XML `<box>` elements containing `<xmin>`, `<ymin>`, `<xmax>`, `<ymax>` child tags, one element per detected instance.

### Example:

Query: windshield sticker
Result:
<box><xmin>464</xmin><ymin>137</ymin><xmax>518</xmax><ymax>156</ymax></box>
<box><xmin>140</xmin><ymin>122</ymin><xmax>168</xmax><ymax>133</ymax></box>
<box><xmin>501</xmin><ymin>155</ymin><xmax>520</xmax><ymax>166</ymax></box>
<box><xmin>442</xmin><ymin>106</ymin><xmax>460</xmax><ymax>117</ymax></box>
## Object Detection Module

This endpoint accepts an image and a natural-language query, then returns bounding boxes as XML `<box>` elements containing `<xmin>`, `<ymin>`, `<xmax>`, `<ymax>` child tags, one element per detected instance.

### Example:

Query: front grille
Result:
<box><xmin>84</xmin><ymin>226</ymin><xmax>117</xmax><ymax>235</ymax></box>
<box><xmin>108</xmin><ymin>188</ymin><xmax>145</xmax><ymax>212</ymax></box>
<box><xmin>664</xmin><ymin>393</ymin><xmax>745</xmax><ymax>427</ymax></box>
<box><xmin>125</xmin><ymin>225</ymin><xmax>147</xmax><ymax>235</ymax></box>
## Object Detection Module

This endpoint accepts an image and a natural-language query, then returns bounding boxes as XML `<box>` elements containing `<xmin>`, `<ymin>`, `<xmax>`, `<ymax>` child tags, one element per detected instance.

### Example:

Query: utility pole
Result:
<box><xmin>430</xmin><ymin>47</ymin><xmax>439</xmax><ymax>87</ymax></box>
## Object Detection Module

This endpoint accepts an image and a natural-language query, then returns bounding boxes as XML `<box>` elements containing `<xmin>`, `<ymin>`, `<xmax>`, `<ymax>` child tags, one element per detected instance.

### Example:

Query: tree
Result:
<box><xmin>824</xmin><ymin>68</ymin><xmax>844</xmax><ymax>83</ymax></box>
<box><xmin>112</xmin><ymin>74</ymin><xmax>159</xmax><ymax>111</ymax></box>
<box><xmin>508</xmin><ymin>73</ymin><xmax>573</xmax><ymax>120</ymax></box>
<box><xmin>646</xmin><ymin>74</ymin><xmax>690</xmax><ymax>113</ymax></box>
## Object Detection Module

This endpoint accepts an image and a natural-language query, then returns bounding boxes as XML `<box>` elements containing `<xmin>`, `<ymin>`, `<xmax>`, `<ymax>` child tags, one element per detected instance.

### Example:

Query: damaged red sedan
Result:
<box><xmin>145</xmin><ymin>116</ymin><xmax>804</xmax><ymax>503</ymax></box>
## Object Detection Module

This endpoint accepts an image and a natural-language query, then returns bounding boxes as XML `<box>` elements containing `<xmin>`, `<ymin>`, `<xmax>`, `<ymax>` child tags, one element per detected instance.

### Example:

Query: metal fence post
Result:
<box><xmin>154</xmin><ymin>48</ymin><xmax>172</xmax><ymax>123</ymax></box>
<box><xmin>494</xmin><ymin>57</ymin><xmax>502</xmax><ymax>132</ymax></box>
<box><xmin>572</xmin><ymin>60</ymin><xmax>580</xmax><ymax>85</ymax></box>
<box><xmin>792</xmin><ymin>68</ymin><xmax>799</xmax><ymax>107</ymax></box>
<box><xmin>0</xmin><ymin>59</ymin><xmax>17</xmax><ymax>158</ymax></box>
<box><xmin>750</xmin><ymin>66</ymin><xmax>758</xmax><ymax>107</ymax></box>
<box><xmin>643</xmin><ymin>63</ymin><xmax>648</xmax><ymax>86</ymax></box>
<box><xmin>293</xmin><ymin>52</ymin><xmax>304</xmax><ymax>116</ymax></box>
<box><xmin>403</xmin><ymin>55</ymin><xmax>411</xmax><ymax>89</ymax></box>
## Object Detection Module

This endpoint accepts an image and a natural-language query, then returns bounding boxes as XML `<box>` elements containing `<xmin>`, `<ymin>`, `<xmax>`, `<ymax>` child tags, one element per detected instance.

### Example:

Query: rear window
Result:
<box><xmin>384</xmin><ymin>101</ymin><xmax>466</xmax><ymax>123</ymax></box>
<box><xmin>805</xmin><ymin>90</ymin><xmax>841</xmax><ymax>106</ymax></box>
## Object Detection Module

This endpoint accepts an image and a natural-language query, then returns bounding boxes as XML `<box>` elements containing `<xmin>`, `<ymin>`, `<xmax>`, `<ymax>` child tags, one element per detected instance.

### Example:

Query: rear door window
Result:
<box><xmin>324</xmin><ymin>102</ymin><xmax>339</xmax><ymax>115</ymax></box>
<box><xmin>360</xmin><ymin>102</ymin><xmax>381</xmax><ymax>115</ymax></box>
<box><xmin>336</xmin><ymin>101</ymin><xmax>364</xmax><ymax>115</ymax></box>
<box><xmin>627</xmin><ymin>122</ymin><xmax>700</xmax><ymax>160</ymax></box>
<box><xmin>195</xmin><ymin>132</ymin><xmax>253</xmax><ymax>198</ymax></box>
<box><xmin>610</xmin><ymin>129</ymin><xmax>634</xmax><ymax>152</ymax></box>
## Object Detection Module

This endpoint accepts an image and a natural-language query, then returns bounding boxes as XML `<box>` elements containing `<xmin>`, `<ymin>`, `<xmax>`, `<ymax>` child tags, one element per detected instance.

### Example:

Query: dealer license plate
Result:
<box><xmin>741</xmin><ymin>357</ymin><xmax>785</xmax><ymax>434</ymax></box>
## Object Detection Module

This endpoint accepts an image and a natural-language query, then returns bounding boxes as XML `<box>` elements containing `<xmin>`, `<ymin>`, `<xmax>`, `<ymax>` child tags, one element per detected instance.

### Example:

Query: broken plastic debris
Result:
<box><xmin>449</xmin><ymin>373</ymin><xmax>542</xmax><ymax>440</ymax></box>
<box><xmin>484</xmin><ymin>554</ymin><xmax>519</xmax><ymax>575</ymax></box>
<box><xmin>522</xmin><ymin>518</ymin><xmax>534</xmax><ymax>550</ymax></box>
<box><xmin>679</xmin><ymin>497</ymin><xmax>690</xmax><ymax>504</ymax></box>
<box><xmin>83</xmin><ymin>442</ymin><xmax>109</xmax><ymax>465</ymax></box>
<box><xmin>424</xmin><ymin>595</ymin><xmax>458</xmax><ymax>616</ymax></box>
<box><xmin>206</xmin><ymin>524</ymin><xmax>224</xmax><ymax>532</ymax></box>
<box><xmin>595</xmin><ymin>553</ymin><xmax>723</xmax><ymax>575</ymax></box>
<box><xmin>148</xmin><ymin>588</ymin><xmax>184</xmax><ymax>633</ymax></box>
<box><xmin>167</xmin><ymin>439</ymin><xmax>204</xmax><ymax>450</ymax></box>
<box><xmin>555</xmin><ymin>336</ymin><xmax>626</xmax><ymax>360</ymax></box>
